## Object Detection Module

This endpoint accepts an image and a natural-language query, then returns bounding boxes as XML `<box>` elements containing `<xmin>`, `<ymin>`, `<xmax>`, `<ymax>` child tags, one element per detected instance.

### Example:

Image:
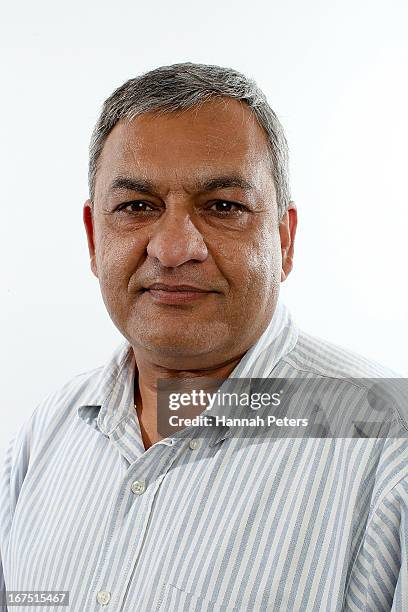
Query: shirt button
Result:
<box><xmin>189</xmin><ymin>439</ymin><xmax>201</xmax><ymax>450</ymax></box>
<box><xmin>131</xmin><ymin>479</ymin><xmax>146</xmax><ymax>495</ymax></box>
<box><xmin>96</xmin><ymin>591</ymin><xmax>111</xmax><ymax>605</ymax></box>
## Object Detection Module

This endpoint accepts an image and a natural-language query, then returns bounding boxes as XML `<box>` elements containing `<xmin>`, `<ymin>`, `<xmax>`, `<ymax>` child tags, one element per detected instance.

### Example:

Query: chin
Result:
<box><xmin>128</xmin><ymin>321</ymin><xmax>231</xmax><ymax>359</ymax></box>
<box><xmin>135</xmin><ymin>333</ymin><xmax>213</xmax><ymax>357</ymax></box>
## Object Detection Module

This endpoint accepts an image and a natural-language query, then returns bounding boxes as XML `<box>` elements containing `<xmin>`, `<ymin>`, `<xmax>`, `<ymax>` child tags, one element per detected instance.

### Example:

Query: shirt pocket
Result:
<box><xmin>156</xmin><ymin>582</ymin><xmax>237</xmax><ymax>612</ymax></box>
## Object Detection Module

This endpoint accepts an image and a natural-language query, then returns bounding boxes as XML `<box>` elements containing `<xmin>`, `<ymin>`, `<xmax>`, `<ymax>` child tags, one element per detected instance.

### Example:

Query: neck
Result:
<box><xmin>133</xmin><ymin>350</ymin><xmax>246</xmax><ymax>450</ymax></box>
<box><xmin>134</xmin><ymin>350</ymin><xmax>245</xmax><ymax>397</ymax></box>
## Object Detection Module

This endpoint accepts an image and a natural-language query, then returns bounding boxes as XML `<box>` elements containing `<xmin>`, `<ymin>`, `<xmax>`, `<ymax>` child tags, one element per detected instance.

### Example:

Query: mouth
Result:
<box><xmin>142</xmin><ymin>283</ymin><xmax>215</xmax><ymax>305</ymax></box>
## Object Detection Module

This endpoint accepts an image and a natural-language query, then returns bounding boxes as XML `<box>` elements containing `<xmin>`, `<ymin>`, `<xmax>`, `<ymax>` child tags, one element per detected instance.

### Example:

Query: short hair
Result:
<box><xmin>88</xmin><ymin>62</ymin><xmax>291</xmax><ymax>219</ymax></box>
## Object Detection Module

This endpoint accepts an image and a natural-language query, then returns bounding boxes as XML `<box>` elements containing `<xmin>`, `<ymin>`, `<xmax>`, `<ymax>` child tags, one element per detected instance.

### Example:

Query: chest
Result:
<box><xmin>5</xmin><ymin>437</ymin><xmax>379</xmax><ymax>611</ymax></box>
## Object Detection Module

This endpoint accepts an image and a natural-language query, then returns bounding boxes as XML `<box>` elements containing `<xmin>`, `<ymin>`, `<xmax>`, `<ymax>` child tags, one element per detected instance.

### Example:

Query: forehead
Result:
<box><xmin>95</xmin><ymin>98</ymin><xmax>273</xmax><ymax>197</ymax></box>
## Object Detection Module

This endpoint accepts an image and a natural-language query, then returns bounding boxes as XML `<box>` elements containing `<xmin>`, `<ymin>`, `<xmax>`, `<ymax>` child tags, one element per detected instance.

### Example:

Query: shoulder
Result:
<box><xmin>14</xmin><ymin>339</ymin><xmax>132</xmax><ymax>441</ymax></box>
<box><xmin>0</xmin><ymin>363</ymin><xmax>105</xmax><ymax>545</ymax></box>
<box><xmin>0</xmin><ymin>364</ymin><xmax>103</xmax><ymax>472</ymax></box>
<box><xmin>0</xmin><ymin>340</ymin><xmax>131</xmax><ymax>489</ymax></box>
<box><xmin>280</xmin><ymin>329</ymin><xmax>402</xmax><ymax>378</ymax></box>
<box><xmin>274</xmin><ymin>328</ymin><xmax>408</xmax><ymax>438</ymax></box>
<box><xmin>0</xmin><ymin>342</ymin><xmax>132</xmax><ymax>537</ymax></box>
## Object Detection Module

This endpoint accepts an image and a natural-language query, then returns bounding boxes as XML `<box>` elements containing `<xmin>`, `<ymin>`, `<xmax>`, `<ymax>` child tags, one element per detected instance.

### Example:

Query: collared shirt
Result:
<box><xmin>1</xmin><ymin>301</ymin><xmax>408</xmax><ymax>611</ymax></box>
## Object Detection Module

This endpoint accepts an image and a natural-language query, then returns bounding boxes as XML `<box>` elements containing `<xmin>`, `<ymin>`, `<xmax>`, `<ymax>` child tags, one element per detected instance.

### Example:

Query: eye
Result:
<box><xmin>207</xmin><ymin>200</ymin><xmax>246</xmax><ymax>215</ymax></box>
<box><xmin>117</xmin><ymin>200</ymin><xmax>157</xmax><ymax>213</ymax></box>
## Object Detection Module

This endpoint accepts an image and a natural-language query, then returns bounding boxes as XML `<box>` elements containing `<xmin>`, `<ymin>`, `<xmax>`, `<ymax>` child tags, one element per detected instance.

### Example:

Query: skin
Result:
<box><xmin>83</xmin><ymin>97</ymin><xmax>297</xmax><ymax>449</ymax></box>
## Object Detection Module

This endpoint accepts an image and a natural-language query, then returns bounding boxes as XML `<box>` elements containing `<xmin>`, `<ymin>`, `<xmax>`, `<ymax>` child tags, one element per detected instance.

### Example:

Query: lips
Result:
<box><xmin>142</xmin><ymin>282</ymin><xmax>214</xmax><ymax>304</ymax></box>
<box><xmin>145</xmin><ymin>283</ymin><xmax>210</xmax><ymax>293</ymax></box>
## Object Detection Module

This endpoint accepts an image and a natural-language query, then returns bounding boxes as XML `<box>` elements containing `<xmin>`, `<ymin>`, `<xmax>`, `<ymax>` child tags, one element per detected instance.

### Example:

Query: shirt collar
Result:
<box><xmin>77</xmin><ymin>340</ymin><xmax>135</xmax><ymax>435</ymax></box>
<box><xmin>77</xmin><ymin>299</ymin><xmax>298</xmax><ymax>441</ymax></box>
<box><xmin>204</xmin><ymin>299</ymin><xmax>298</xmax><ymax>441</ymax></box>
<box><xmin>226</xmin><ymin>299</ymin><xmax>298</xmax><ymax>379</ymax></box>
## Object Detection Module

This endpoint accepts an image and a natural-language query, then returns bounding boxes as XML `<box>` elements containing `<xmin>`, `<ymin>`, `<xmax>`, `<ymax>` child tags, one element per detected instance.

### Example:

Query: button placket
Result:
<box><xmin>93</xmin><ymin>443</ymin><xmax>182</xmax><ymax>611</ymax></box>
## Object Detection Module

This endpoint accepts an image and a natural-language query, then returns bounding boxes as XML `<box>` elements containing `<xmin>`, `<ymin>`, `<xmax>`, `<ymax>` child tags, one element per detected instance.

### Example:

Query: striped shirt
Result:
<box><xmin>1</xmin><ymin>300</ymin><xmax>408</xmax><ymax>611</ymax></box>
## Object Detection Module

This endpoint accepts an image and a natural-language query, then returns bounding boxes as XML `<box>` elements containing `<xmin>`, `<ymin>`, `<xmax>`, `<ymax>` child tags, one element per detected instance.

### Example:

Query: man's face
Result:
<box><xmin>84</xmin><ymin>97</ymin><xmax>296</xmax><ymax>370</ymax></box>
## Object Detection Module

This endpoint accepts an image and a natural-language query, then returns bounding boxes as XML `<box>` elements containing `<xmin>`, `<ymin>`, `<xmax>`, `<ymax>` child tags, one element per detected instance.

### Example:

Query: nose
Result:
<box><xmin>146</xmin><ymin>212</ymin><xmax>208</xmax><ymax>267</ymax></box>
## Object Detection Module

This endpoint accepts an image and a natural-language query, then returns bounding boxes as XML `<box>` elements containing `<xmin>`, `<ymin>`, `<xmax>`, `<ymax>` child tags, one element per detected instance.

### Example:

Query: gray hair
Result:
<box><xmin>88</xmin><ymin>62</ymin><xmax>291</xmax><ymax>219</ymax></box>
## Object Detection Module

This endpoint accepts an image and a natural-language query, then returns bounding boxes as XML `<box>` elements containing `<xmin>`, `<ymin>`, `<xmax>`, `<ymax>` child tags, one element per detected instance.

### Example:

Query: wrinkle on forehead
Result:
<box><xmin>95</xmin><ymin>97</ymin><xmax>275</xmax><ymax>202</ymax></box>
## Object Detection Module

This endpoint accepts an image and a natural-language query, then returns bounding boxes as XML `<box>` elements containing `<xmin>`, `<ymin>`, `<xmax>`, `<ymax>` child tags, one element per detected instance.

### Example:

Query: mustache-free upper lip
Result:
<box><xmin>144</xmin><ymin>282</ymin><xmax>214</xmax><ymax>292</ymax></box>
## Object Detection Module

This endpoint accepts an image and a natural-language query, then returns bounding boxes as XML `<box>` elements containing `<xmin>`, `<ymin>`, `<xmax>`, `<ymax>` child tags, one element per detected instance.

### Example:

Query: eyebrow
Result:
<box><xmin>109</xmin><ymin>174</ymin><xmax>255</xmax><ymax>195</ymax></box>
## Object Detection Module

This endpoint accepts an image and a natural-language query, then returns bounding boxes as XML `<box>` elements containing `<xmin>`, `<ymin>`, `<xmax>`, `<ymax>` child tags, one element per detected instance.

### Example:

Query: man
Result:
<box><xmin>0</xmin><ymin>62</ymin><xmax>407</xmax><ymax>611</ymax></box>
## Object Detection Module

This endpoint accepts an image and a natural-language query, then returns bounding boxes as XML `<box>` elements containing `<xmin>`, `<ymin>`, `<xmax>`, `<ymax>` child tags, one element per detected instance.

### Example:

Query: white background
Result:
<box><xmin>1</xmin><ymin>0</ymin><xmax>407</xmax><ymax>456</ymax></box>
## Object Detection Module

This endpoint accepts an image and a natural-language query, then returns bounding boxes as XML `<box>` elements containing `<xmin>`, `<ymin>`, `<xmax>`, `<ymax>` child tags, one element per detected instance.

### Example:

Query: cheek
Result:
<box><xmin>95</xmin><ymin>232</ymin><xmax>142</xmax><ymax>292</ymax></box>
<box><xmin>221</xmin><ymin>227</ymin><xmax>282</xmax><ymax>292</ymax></box>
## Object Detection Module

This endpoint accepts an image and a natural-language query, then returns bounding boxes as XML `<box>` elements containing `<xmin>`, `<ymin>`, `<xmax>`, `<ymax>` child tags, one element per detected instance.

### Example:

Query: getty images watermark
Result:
<box><xmin>166</xmin><ymin>388</ymin><xmax>308</xmax><ymax>429</ymax></box>
<box><xmin>0</xmin><ymin>591</ymin><xmax>69</xmax><ymax>606</ymax></box>
<box><xmin>157</xmin><ymin>377</ymin><xmax>408</xmax><ymax>440</ymax></box>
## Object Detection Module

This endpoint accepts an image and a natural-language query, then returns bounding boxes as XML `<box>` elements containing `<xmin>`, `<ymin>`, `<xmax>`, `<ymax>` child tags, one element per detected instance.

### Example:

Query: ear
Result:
<box><xmin>279</xmin><ymin>203</ymin><xmax>297</xmax><ymax>282</ymax></box>
<box><xmin>83</xmin><ymin>199</ymin><xmax>98</xmax><ymax>278</ymax></box>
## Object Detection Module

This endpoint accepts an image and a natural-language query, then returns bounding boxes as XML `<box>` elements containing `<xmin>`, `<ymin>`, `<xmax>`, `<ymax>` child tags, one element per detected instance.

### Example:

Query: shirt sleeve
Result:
<box><xmin>0</xmin><ymin>432</ymin><xmax>25</xmax><ymax>612</ymax></box>
<box><xmin>390</xmin><ymin>477</ymin><xmax>408</xmax><ymax>611</ymax></box>
<box><xmin>0</xmin><ymin>554</ymin><xmax>7</xmax><ymax>612</ymax></box>
<box><xmin>344</xmin><ymin>475</ymin><xmax>408</xmax><ymax>611</ymax></box>
<box><xmin>0</xmin><ymin>439</ymin><xmax>14</xmax><ymax>612</ymax></box>
<box><xmin>0</xmin><ymin>398</ymin><xmax>48</xmax><ymax>611</ymax></box>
